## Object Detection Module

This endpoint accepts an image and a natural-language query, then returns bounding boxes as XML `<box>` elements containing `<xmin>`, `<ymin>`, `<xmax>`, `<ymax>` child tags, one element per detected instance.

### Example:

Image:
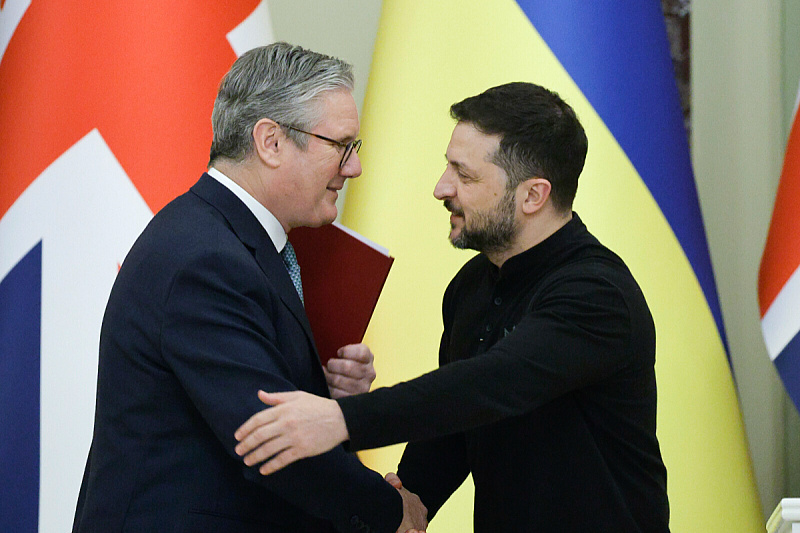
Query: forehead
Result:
<box><xmin>446</xmin><ymin>122</ymin><xmax>501</xmax><ymax>165</ymax></box>
<box><xmin>314</xmin><ymin>89</ymin><xmax>359</xmax><ymax>136</ymax></box>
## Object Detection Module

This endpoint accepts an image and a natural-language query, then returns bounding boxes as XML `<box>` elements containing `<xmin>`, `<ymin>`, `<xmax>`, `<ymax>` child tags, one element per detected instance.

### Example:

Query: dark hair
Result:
<box><xmin>450</xmin><ymin>82</ymin><xmax>587</xmax><ymax>212</ymax></box>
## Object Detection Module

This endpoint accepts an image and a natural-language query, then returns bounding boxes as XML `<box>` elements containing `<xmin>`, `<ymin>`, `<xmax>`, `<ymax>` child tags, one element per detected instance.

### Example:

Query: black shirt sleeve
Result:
<box><xmin>338</xmin><ymin>271</ymin><xmax>635</xmax><ymax>451</ymax></box>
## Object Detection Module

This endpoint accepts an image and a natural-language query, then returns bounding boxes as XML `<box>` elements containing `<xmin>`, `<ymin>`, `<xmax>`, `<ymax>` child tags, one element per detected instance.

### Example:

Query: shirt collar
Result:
<box><xmin>207</xmin><ymin>167</ymin><xmax>287</xmax><ymax>252</ymax></box>
<box><xmin>498</xmin><ymin>212</ymin><xmax>587</xmax><ymax>280</ymax></box>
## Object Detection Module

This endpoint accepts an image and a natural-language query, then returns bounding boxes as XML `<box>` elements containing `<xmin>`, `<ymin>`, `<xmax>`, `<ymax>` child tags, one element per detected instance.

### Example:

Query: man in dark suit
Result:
<box><xmin>72</xmin><ymin>42</ymin><xmax>427</xmax><ymax>533</ymax></box>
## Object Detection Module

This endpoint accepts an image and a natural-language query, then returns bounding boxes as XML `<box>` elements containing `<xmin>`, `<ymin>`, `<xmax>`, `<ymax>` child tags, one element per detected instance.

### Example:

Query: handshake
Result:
<box><xmin>234</xmin><ymin>345</ymin><xmax>428</xmax><ymax>533</ymax></box>
<box><xmin>235</xmin><ymin>389</ymin><xmax>428</xmax><ymax>532</ymax></box>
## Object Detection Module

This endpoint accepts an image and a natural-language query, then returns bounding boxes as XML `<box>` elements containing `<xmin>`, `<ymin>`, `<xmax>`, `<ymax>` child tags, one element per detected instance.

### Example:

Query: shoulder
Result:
<box><xmin>136</xmin><ymin>189</ymin><xmax>253</xmax><ymax>261</ymax></box>
<box><xmin>535</xmin><ymin>250</ymin><xmax>654</xmax><ymax>349</ymax></box>
<box><xmin>542</xmin><ymin>228</ymin><xmax>639</xmax><ymax>294</ymax></box>
<box><xmin>539</xmin><ymin>252</ymin><xmax>645</xmax><ymax>310</ymax></box>
<box><xmin>118</xmin><ymin>196</ymin><xmax>269</xmax><ymax>306</ymax></box>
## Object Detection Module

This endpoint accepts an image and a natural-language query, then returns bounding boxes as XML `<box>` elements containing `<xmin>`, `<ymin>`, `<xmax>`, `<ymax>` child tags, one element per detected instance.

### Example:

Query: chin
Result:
<box><xmin>315</xmin><ymin>207</ymin><xmax>338</xmax><ymax>227</ymax></box>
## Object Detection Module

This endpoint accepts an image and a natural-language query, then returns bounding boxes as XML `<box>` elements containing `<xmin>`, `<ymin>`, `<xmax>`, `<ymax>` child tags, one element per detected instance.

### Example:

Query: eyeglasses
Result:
<box><xmin>280</xmin><ymin>124</ymin><xmax>362</xmax><ymax>169</ymax></box>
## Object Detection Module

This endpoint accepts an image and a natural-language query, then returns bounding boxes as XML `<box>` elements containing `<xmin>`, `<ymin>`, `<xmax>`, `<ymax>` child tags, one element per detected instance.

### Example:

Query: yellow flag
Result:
<box><xmin>343</xmin><ymin>1</ymin><xmax>762</xmax><ymax>530</ymax></box>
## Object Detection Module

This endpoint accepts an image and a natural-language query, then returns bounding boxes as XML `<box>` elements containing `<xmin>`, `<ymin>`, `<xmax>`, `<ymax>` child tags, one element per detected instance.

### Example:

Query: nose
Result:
<box><xmin>340</xmin><ymin>149</ymin><xmax>362</xmax><ymax>178</ymax></box>
<box><xmin>433</xmin><ymin>168</ymin><xmax>456</xmax><ymax>200</ymax></box>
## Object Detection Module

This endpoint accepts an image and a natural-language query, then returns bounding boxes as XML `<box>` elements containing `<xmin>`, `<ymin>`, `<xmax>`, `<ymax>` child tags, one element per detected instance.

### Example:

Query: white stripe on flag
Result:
<box><xmin>0</xmin><ymin>129</ymin><xmax>154</xmax><ymax>529</ymax></box>
<box><xmin>226</xmin><ymin>0</ymin><xmax>274</xmax><ymax>58</ymax></box>
<box><xmin>0</xmin><ymin>0</ymin><xmax>31</xmax><ymax>60</ymax></box>
<box><xmin>761</xmin><ymin>262</ymin><xmax>800</xmax><ymax>360</ymax></box>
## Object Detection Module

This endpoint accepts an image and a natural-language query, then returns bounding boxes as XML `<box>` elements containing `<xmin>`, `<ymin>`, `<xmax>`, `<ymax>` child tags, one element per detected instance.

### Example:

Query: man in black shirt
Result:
<box><xmin>234</xmin><ymin>82</ymin><xmax>670</xmax><ymax>532</ymax></box>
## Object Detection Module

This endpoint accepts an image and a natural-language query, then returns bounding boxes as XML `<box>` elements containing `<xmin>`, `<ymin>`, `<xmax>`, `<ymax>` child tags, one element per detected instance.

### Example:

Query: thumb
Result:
<box><xmin>384</xmin><ymin>472</ymin><xmax>403</xmax><ymax>489</ymax></box>
<box><xmin>257</xmin><ymin>389</ymin><xmax>292</xmax><ymax>406</ymax></box>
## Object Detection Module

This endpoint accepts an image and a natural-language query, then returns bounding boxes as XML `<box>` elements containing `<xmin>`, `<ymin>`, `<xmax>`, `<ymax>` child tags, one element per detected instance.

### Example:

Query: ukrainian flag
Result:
<box><xmin>343</xmin><ymin>1</ymin><xmax>762</xmax><ymax>530</ymax></box>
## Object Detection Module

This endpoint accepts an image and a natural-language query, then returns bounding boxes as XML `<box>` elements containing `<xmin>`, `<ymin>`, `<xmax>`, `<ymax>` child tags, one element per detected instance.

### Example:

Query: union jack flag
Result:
<box><xmin>0</xmin><ymin>2</ymin><xmax>272</xmax><ymax>529</ymax></box>
<box><xmin>759</xmin><ymin>88</ymin><xmax>800</xmax><ymax>413</ymax></box>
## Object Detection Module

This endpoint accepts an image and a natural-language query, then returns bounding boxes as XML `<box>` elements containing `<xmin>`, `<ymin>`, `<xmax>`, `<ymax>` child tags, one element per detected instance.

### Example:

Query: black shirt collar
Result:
<box><xmin>495</xmin><ymin>212</ymin><xmax>588</xmax><ymax>282</ymax></box>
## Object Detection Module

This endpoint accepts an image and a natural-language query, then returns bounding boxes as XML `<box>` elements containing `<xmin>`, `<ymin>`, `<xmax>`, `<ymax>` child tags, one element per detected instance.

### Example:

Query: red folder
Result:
<box><xmin>289</xmin><ymin>222</ymin><xmax>394</xmax><ymax>364</ymax></box>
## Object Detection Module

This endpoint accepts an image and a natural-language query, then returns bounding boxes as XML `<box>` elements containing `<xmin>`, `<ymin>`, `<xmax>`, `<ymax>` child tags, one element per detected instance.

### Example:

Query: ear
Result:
<box><xmin>252</xmin><ymin>118</ymin><xmax>282</xmax><ymax>168</ymax></box>
<box><xmin>520</xmin><ymin>177</ymin><xmax>551</xmax><ymax>215</ymax></box>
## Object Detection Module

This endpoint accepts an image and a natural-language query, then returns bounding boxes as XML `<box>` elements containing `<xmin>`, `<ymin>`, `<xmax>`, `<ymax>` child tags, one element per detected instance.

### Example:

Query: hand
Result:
<box><xmin>387</xmin><ymin>473</ymin><xmax>428</xmax><ymax>533</ymax></box>
<box><xmin>234</xmin><ymin>390</ymin><xmax>349</xmax><ymax>475</ymax></box>
<box><xmin>324</xmin><ymin>343</ymin><xmax>376</xmax><ymax>399</ymax></box>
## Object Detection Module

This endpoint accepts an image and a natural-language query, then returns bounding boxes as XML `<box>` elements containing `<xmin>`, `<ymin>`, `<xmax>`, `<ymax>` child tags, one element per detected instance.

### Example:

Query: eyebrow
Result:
<box><xmin>444</xmin><ymin>155</ymin><xmax>473</xmax><ymax>174</ymax></box>
<box><xmin>318</xmin><ymin>127</ymin><xmax>357</xmax><ymax>145</ymax></box>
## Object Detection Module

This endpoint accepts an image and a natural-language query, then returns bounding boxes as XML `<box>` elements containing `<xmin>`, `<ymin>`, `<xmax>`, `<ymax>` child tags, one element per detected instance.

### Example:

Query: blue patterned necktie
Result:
<box><xmin>280</xmin><ymin>241</ymin><xmax>304</xmax><ymax>305</ymax></box>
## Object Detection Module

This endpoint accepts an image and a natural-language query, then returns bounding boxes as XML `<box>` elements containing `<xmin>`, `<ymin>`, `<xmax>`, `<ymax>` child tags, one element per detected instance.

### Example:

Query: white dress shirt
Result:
<box><xmin>207</xmin><ymin>167</ymin><xmax>287</xmax><ymax>253</ymax></box>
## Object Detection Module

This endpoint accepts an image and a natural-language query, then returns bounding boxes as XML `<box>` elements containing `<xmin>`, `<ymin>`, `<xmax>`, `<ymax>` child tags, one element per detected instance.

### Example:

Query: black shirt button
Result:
<box><xmin>485</xmin><ymin>324</ymin><xmax>493</xmax><ymax>332</ymax></box>
<box><xmin>494</xmin><ymin>296</ymin><xmax>502</xmax><ymax>305</ymax></box>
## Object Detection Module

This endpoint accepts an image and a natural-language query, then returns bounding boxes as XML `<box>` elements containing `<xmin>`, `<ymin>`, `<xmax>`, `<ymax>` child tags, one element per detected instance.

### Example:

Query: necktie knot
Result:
<box><xmin>280</xmin><ymin>241</ymin><xmax>304</xmax><ymax>304</ymax></box>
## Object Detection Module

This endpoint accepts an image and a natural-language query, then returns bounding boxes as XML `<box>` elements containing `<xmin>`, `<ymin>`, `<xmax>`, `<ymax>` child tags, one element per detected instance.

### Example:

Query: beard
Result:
<box><xmin>445</xmin><ymin>190</ymin><xmax>519</xmax><ymax>254</ymax></box>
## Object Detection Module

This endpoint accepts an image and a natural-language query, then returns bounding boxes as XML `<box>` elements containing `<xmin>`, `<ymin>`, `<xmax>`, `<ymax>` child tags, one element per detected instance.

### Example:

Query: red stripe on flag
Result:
<box><xmin>0</xmin><ymin>1</ymin><xmax>260</xmax><ymax>220</ymax></box>
<box><xmin>758</xmin><ymin>109</ymin><xmax>800</xmax><ymax>316</ymax></box>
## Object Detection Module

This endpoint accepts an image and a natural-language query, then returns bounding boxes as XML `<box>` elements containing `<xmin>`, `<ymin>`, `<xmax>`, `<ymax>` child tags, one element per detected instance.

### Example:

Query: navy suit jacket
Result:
<box><xmin>72</xmin><ymin>174</ymin><xmax>401</xmax><ymax>533</ymax></box>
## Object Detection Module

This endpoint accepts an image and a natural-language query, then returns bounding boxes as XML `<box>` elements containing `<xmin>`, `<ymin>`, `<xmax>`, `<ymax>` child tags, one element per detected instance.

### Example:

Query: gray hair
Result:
<box><xmin>209</xmin><ymin>42</ymin><xmax>354</xmax><ymax>165</ymax></box>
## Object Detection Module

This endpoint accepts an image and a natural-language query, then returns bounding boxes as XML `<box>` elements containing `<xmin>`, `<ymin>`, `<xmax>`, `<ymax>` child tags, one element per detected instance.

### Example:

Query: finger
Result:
<box><xmin>327</xmin><ymin>385</ymin><xmax>348</xmax><ymax>400</ymax></box>
<box><xmin>324</xmin><ymin>363</ymin><xmax>357</xmax><ymax>382</ymax></box>
<box><xmin>234</xmin><ymin>407</ymin><xmax>278</xmax><ymax>442</ymax></box>
<box><xmin>325</xmin><ymin>363</ymin><xmax>371</xmax><ymax>388</ymax></box>
<box><xmin>241</xmin><ymin>434</ymin><xmax>290</xmax><ymax>466</ymax></box>
<box><xmin>257</xmin><ymin>389</ymin><xmax>293</xmax><ymax>406</ymax></box>
<box><xmin>325</xmin><ymin>370</ymin><xmax>358</xmax><ymax>390</ymax></box>
<box><xmin>385</xmin><ymin>472</ymin><xmax>403</xmax><ymax>489</ymax></box>
<box><xmin>326</xmin><ymin>374</ymin><xmax>369</xmax><ymax>398</ymax></box>
<box><xmin>326</xmin><ymin>357</ymin><xmax>365</xmax><ymax>377</ymax></box>
<box><xmin>258</xmin><ymin>446</ymin><xmax>305</xmax><ymax>475</ymax></box>
<box><xmin>336</xmin><ymin>343</ymin><xmax>373</xmax><ymax>363</ymax></box>
<box><xmin>235</xmin><ymin>416</ymin><xmax>283</xmax><ymax>455</ymax></box>
<box><xmin>235</xmin><ymin>390</ymin><xmax>294</xmax><ymax>441</ymax></box>
<box><xmin>327</xmin><ymin>358</ymin><xmax>376</xmax><ymax>382</ymax></box>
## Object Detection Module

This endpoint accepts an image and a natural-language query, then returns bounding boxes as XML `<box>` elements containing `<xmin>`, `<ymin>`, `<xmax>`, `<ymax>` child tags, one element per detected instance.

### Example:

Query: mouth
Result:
<box><xmin>444</xmin><ymin>200</ymin><xmax>464</xmax><ymax>219</ymax></box>
<box><xmin>327</xmin><ymin>179</ymin><xmax>344</xmax><ymax>193</ymax></box>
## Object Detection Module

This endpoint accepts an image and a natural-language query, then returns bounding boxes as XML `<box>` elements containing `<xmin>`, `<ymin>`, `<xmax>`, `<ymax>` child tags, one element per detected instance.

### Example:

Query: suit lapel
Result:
<box><xmin>189</xmin><ymin>174</ymin><xmax>319</xmax><ymax>354</ymax></box>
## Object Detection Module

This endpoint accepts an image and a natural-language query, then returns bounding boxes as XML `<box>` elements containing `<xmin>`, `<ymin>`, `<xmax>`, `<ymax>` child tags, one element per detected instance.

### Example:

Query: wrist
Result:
<box><xmin>330</xmin><ymin>399</ymin><xmax>350</xmax><ymax>444</ymax></box>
